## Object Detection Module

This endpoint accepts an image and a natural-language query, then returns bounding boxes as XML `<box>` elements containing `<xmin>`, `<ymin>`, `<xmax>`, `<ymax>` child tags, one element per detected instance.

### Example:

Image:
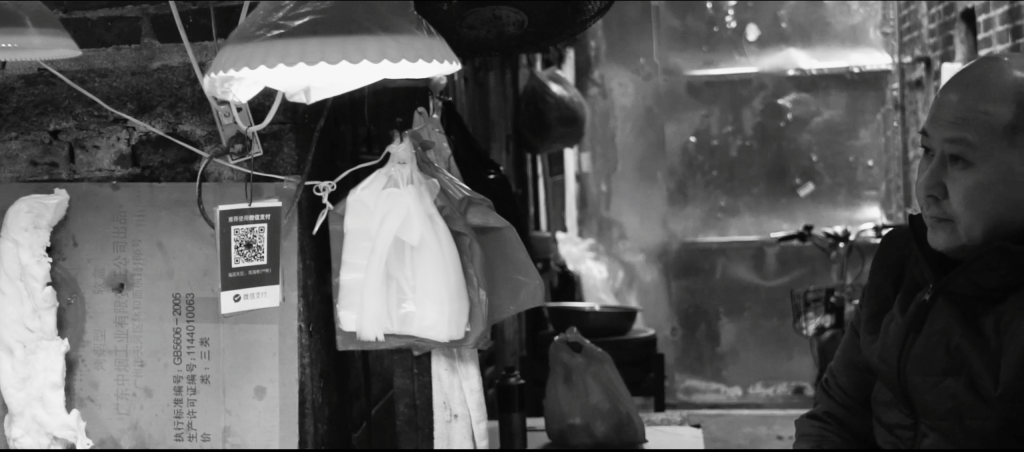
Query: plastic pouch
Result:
<box><xmin>329</xmin><ymin>139</ymin><xmax>489</xmax><ymax>354</ymax></box>
<box><xmin>410</xmin><ymin>132</ymin><xmax>544</xmax><ymax>326</ymax></box>
<box><xmin>544</xmin><ymin>327</ymin><xmax>646</xmax><ymax>449</ymax></box>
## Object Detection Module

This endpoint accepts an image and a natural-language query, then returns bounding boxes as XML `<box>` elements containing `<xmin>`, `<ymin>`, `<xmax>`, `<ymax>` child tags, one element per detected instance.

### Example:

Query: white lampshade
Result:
<box><xmin>203</xmin><ymin>1</ymin><xmax>461</xmax><ymax>105</ymax></box>
<box><xmin>0</xmin><ymin>1</ymin><xmax>81</xmax><ymax>61</ymax></box>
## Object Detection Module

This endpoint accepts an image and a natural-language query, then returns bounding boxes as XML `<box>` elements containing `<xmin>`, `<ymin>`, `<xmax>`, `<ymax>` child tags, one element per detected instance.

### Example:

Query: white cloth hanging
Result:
<box><xmin>432</xmin><ymin>348</ymin><xmax>490</xmax><ymax>449</ymax></box>
<box><xmin>417</xmin><ymin>108</ymin><xmax>489</xmax><ymax>449</ymax></box>
<box><xmin>336</xmin><ymin>138</ymin><xmax>470</xmax><ymax>342</ymax></box>
<box><xmin>413</xmin><ymin>106</ymin><xmax>464</xmax><ymax>182</ymax></box>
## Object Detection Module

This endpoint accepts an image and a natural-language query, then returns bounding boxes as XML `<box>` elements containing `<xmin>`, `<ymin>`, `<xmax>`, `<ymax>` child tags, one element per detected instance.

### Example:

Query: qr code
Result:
<box><xmin>230</xmin><ymin>223</ymin><xmax>267</xmax><ymax>268</ymax></box>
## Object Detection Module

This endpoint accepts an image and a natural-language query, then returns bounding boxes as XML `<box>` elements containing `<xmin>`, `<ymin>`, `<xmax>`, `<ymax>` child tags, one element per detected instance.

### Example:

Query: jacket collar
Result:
<box><xmin>907</xmin><ymin>214</ymin><xmax>1024</xmax><ymax>300</ymax></box>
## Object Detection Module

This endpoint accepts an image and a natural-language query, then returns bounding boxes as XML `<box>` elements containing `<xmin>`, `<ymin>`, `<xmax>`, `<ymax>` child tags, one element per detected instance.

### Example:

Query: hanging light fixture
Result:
<box><xmin>203</xmin><ymin>1</ymin><xmax>461</xmax><ymax>105</ymax></box>
<box><xmin>0</xmin><ymin>1</ymin><xmax>81</xmax><ymax>62</ymax></box>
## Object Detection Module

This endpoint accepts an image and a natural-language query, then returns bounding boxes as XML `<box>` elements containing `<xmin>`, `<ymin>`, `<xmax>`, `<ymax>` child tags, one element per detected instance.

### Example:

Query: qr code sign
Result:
<box><xmin>231</xmin><ymin>223</ymin><xmax>268</xmax><ymax>268</ymax></box>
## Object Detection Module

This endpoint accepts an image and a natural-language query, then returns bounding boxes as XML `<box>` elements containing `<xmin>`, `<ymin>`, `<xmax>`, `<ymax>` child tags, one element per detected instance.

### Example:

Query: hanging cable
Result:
<box><xmin>169</xmin><ymin>1</ymin><xmax>208</xmax><ymax>96</ymax></box>
<box><xmin>310</xmin><ymin>152</ymin><xmax>390</xmax><ymax>235</ymax></box>
<box><xmin>172</xmin><ymin>1</ymin><xmax>282</xmax><ymax>149</ymax></box>
<box><xmin>229</xmin><ymin>92</ymin><xmax>283</xmax><ymax>134</ymax></box>
<box><xmin>210</xmin><ymin>4</ymin><xmax>219</xmax><ymax>53</ymax></box>
<box><xmin>240</xmin><ymin>1</ymin><xmax>251</xmax><ymax>24</ymax></box>
<box><xmin>197</xmin><ymin>147</ymin><xmax>233</xmax><ymax>230</ymax></box>
<box><xmin>246</xmin><ymin>149</ymin><xmax>255</xmax><ymax>206</ymax></box>
<box><xmin>37</xmin><ymin>61</ymin><xmax>295</xmax><ymax>182</ymax></box>
<box><xmin>285</xmin><ymin>97</ymin><xmax>333</xmax><ymax>220</ymax></box>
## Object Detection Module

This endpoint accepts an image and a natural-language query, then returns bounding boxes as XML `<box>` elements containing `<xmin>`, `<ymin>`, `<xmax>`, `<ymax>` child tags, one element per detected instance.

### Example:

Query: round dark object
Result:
<box><xmin>518</xmin><ymin>68</ymin><xmax>588</xmax><ymax>154</ymax></box>
<box><xmin>545</xmin><ymin>302</ymin><xmax>640</xmax><ymax>339</ymax></box>
<box><xmin>414</xmin><ymin>1</ymin><xmax>616</xmax><ymax>58</ymax></box>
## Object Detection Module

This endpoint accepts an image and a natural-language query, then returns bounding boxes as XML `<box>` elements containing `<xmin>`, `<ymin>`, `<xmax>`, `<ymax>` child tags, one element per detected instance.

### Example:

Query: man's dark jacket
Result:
<box><xmin>794</xmin><ymin>214</ymin><xmax>1024</xmax><ymax>448</ymax></box>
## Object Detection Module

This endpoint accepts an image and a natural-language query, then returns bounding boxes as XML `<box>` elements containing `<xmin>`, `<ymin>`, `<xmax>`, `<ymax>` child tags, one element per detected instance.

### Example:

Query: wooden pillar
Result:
<box><xmin>393</xmin><ymin>351</ymin><xmax>434</xmax><ymax>449</ymax></box>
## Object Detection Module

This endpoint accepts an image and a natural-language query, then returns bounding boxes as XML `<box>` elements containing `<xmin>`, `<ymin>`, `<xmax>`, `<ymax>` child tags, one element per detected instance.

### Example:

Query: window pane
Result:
<box><xmin>659</xmin><ymin>0</ymin><xmax>893</xmax><ymax>238</ymax></box>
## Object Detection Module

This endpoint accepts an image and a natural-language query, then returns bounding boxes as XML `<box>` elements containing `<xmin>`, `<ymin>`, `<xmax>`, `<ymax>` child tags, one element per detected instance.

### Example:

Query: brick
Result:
<box><xmin>992</xmin><ymin>1</ymin><xmax>1010</xmax><ymax>10</ymax></box>
<box><xmin>56</xmin><ymin>1</ymin><xmax>164</xmax><ymax>12</ymax></box>
<box><xmin>70</xmin><ymin>126</ymin><xmax>134</xmax><ymax>173</ymax></box>
<box><xmin>938</xmin><ymin>17</ymin><xmax>957</xmax><ymax>35</ymax></box>
<box><xmin>0</xmin><ymin>139</ymin><xmax>73</xmax><ymax>182</ymax></box>
<box><xmin>60</xmin><ymin>16</ymin><xmax>141</xmax><ymax>49</ymax></box>
<box><xmin>941</xmin><ymin>48</ymin><xmax>955</xmax><ymax>62</ymax></box>
<box><xmin>978</xmin><ymin>1</ymin><xmax>991</xmax><ymax>15</ymax></box>
<box><xmin>982</xmin><ymin>15</ymin><xmax>997</xmax><ymax>33</ymax></box>
<box><xmin>942</xmin><ymin>2</ymin><xmax>958</xmax><ymax>18</ymax></box>
<box><xmin>998</xmin><ymin>28</ymin><xmax>1012</xmax><ymax>44</ymax></box>
<box><xmin>133</xmin><ymin>132</ymin><xmax>202</xmax><ymax>181</ymax></box>
<box><xmin>149</xmin><ymin>4</ymin><xmax>245</xmax><ymax>45</ymax></box>
<box><xmin>1011</xmin><ymin>23</ymin><xmax>1024</xmax><ymax>42</ymax></box>
<box><xmin>998</xmin><ymin>9</ymin><xmax>1014</xmax><ymax>25</ymax></box>
<box><xmin>980</xmin><ymin>34</ymin><xmax>995</xmax><ymax>51</ymax></box>
<box><xmin>1009</xmin><ymin>3</ymin><xmax>1024</xmax><ymax>21</ymax></box>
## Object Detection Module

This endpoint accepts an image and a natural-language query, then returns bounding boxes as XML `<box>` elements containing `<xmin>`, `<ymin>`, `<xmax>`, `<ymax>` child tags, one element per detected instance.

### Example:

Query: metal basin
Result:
<box><xmin>544</xmin><ymin>302</ymin><xmax>640</xmax><ymax>339</ymax></box>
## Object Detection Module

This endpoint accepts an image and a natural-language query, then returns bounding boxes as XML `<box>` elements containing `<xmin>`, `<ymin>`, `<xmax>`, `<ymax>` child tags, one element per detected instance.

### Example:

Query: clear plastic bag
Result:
<box><xmin>331</xmin><ymin>138</ymin><xmax>487</xmax><ymax>353</ymax></box>
<box><xmin>544</xmin><ymin>327</ymin><xmax>647</xmax><ymax>448</ymax></box>
<box><xmin>411</xmin><ymin>132</ymin><xmax>545</xmax><ymax>326</ymax></box>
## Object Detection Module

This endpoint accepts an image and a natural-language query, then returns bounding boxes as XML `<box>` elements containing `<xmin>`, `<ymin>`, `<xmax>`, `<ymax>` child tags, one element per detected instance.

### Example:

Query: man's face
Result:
<box><xmin>917</xmin><ymin>87</ymin><xmax>1024</xmax><ymax>259</ymax></box>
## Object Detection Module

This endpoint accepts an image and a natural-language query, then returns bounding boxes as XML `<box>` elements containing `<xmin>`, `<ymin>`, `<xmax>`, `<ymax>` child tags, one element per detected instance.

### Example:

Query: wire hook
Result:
<box><xmin>311</xmin><ymin>180</ymin><xmax>337</xmax><ymax>235</ymax></box>
<box><xmin>308</xmin><ymin>132</ymin><xmax>408</xmax><ymax>235</ymax></box>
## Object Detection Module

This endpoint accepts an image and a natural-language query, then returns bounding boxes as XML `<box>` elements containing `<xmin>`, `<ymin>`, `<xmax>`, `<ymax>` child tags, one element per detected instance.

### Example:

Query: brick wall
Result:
<box><xmin>898</xmin><ymin>0</ymin><xmax>1024</xmax><ymax>94</ymax></box>
<box><xmin>893</xmin><ymin>1</ymin><xmax>1024</xmax><ymax>212</ymax></box>
<box><xmin>0</xmin><ymin>1</ymin><xmax>306</xmax><ymax>183</ymax></box>
<box><xmin>0</xmin><ymin>2</ymin><xmax>416</xmax><ymax>448</ymax></box>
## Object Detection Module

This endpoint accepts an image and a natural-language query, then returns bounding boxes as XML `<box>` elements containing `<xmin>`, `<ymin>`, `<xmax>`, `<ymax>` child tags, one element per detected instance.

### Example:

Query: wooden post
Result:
<box><xmin>562</xmin><ymin>46</ymin><xmax>579</xmax><ymax>237</ymax></box>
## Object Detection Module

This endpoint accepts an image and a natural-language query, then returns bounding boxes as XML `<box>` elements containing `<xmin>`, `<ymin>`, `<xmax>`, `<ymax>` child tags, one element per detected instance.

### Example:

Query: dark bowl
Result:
<box><xmin>544</xmin><ymin>302</ymin><xmax>640</xmax><ymax>339</ymax></box>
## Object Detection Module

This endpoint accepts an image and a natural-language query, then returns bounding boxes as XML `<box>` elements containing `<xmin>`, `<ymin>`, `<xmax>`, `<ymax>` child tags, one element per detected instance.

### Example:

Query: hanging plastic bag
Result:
<box><xmin>329</xmin><ymin>138</ymin><xmax>490</xmax><ymax>354</ymax></box>
<box><xmin>331</xmin><ymin>137</ymin><xmax>487</xmax><ymax>353</ymax></box>
<box><xmin>544</xmin><ymin>327</ymin><xmax>646</xmax><ymax>449</ymax></box>
<box><xmin>439</xmin><ymin>100</ymin><xmax>532</xmax><ymax>251</ymax></box>
<box><xmin>413</xmin><ymin>106</ymin><xmax>464</xmax><ymax>182</ymax></box>
<box><xmin>410</xmin><ymin>131</ymin><xmax>545</xmax><ymax>326</ymax></box>
<box><xmin>518</xmin><ymin>68</ymin><xmax>588</xmax><ymax>154</ymax></box>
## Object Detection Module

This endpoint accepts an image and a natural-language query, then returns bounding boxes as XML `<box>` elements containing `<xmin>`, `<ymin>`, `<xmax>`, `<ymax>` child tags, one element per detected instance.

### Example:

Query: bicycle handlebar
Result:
<box><xmin>770</xmin><ymin>224</ymin><xmax>815</xmax><ymax>243</ymax></box>
<box><xmin>771</xmin><ymin>222</ymin><xmax>900</xmax><ymax>246</ymax></box>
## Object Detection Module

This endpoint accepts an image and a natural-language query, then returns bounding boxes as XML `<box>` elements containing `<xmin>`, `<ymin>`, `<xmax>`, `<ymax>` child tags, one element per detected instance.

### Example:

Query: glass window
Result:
<box><xmin>658</xmin><ymin>1</ymin><xmax>894</xmax><ymax>238</ymax></box>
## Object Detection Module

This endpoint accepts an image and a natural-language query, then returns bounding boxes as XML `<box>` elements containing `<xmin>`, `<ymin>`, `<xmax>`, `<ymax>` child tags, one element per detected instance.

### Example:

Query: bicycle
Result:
<box><xmin>771</xmin><ymin>222</ymin><xmax>897</xmax><ymax>386</ymax></box>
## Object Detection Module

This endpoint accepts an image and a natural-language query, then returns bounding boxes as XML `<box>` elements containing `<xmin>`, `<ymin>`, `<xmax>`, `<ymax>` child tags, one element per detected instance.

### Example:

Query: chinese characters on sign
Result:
<box><xmin>110</xmin><ymin>208</ymin><xmax>142</xmax><ymax>417</ymax></box>
<box><xmin>172</xmin><ymin>292</ymin><xmax>213</xmax><ymax>444</ymax></box>
<box><xmin>217</xmin><ymin>202</ymin><xmax>283</xmax><ymax>315</ymax></box>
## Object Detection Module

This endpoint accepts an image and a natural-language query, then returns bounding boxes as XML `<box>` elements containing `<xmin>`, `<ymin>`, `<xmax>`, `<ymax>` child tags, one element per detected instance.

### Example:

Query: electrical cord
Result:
<box><xmin>41</xmin><ymin>1</ymin><xmax>417</xmax><ymax>220</ymax></box>
<box><xmin>210</xmin><ymin>5</ymin><xmax>219</xmax><ymax>53</ymax></box>
<box><xmin>197</xmin><ymin>147</ymin><xmax>233</xmax><ymax>230</ymax></box>
<box><xmin>36</xmin><ymin>62</ymin><xmax>295</xmax><ymax>182</ymax></box>
<box><xmin>246</xmin><ymin>150</ymin><xmax>254</xmax><ymax>206</ymax></box>
<box><xmin>285</xmin><ymin>97</ymin><xmax>333</xmax><ymax>221</ymax></box>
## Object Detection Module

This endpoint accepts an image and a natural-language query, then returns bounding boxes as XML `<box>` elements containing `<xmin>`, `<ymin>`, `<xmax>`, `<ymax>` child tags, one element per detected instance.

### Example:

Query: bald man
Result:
<box><xmin>794</xmin><ymin>54</ymin><xmax>1024</xmax><ymax>448</ymax></box>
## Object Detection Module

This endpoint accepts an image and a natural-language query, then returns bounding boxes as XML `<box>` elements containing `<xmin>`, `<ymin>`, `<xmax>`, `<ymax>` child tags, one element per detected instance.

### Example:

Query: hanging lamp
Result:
<box><xmin>203</xmin><ymin>1</ymin><xmax>461</xmax><ymax>105</ymax></box>
<box><xmin>0</xmin><ymin>1</ymin><xmax>81</xmax><ymax>61</ymax></box>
